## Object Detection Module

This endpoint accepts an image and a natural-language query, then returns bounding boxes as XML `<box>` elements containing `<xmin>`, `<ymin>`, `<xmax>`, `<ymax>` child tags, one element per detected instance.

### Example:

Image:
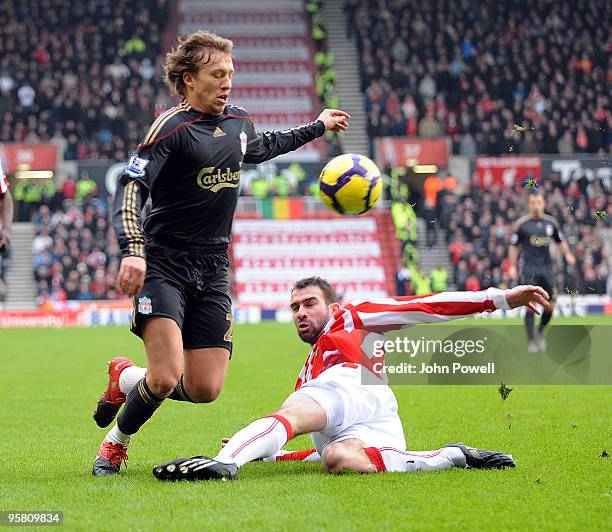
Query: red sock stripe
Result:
<box><xmin>276</xmin><ymin>449</ymin><xmax>316</xmax><ymax>462</ymax></box>
<box><xmin>265</xmin><ymin>414</ymin><xmax>293</xmax><ymax>441</ymax></box>
<box><xmin>364</xmin><ymin>447</ymin><xmax>387</xmax><ymax>472</ymax></box>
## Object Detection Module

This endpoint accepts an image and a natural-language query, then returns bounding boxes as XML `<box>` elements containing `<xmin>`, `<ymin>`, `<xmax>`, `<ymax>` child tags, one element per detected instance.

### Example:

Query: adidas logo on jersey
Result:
<box><xmin>213</xmin><ymin>127</ymin><xmax>226</xmax><ymax>137</ymax></box>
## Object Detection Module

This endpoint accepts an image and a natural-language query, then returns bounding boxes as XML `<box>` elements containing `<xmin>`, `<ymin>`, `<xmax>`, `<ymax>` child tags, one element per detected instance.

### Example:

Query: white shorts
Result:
<box><xmin>290</xmin><ymin>363</ymin><xmax>406</xmax><ymax>455</ymax></box>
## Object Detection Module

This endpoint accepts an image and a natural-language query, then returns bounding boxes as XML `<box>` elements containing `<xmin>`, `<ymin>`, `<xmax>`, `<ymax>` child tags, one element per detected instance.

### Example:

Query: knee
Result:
<box><xmin>146</xmin><ymin>373</ymin><xmax>180</xmax><ymax>399</ymax></box>
<box><xmin>322</xmin><ymin>444</ymin><xmax>352</xmax><ymax>474</ymax></box>
<box><xmin>186</xmin><ymin>383</ymin><xmax>223</xmax><ymax>404</ymax></box>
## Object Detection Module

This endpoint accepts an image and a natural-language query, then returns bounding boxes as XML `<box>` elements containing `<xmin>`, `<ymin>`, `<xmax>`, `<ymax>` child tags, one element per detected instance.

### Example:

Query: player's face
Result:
<box><xmin>184</xmin><ymin>51</ymin><xmax>234</xmax><ymax>115</ymax></box>
<box><xmin>528</xmin><ymin>194</ymin><xmax>545</xmax><ymax>217</ymax></box>
<box><xmin>290</xmin><ymin>286</ymin><xmax>338</xmax><ymax>345</ymax></box>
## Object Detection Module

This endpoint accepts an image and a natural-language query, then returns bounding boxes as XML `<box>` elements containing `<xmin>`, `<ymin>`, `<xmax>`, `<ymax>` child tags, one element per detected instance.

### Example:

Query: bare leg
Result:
<box><xmin>182</xmin><ymin>347</ymin><xmax>230</xmax><ymax>403</ymax></box>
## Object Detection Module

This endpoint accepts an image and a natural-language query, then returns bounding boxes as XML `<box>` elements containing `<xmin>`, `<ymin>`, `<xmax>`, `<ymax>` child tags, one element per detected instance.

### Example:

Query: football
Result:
<box><xmin>318</xmin><ymin>153</ymin><xmax>382</xmax><ymax>215</ymax></box>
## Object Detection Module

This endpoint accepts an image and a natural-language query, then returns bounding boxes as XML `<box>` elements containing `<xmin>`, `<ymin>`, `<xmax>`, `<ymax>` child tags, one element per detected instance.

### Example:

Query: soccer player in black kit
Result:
<box><xmin>92</xmin><ymin>31</ymin><xmax>350</xmax><ymax>475</ymax></box>
<box><xmin>508</xmin><ymin>192</ymin><xmax>575</xmax><ymax>352</ymax></box>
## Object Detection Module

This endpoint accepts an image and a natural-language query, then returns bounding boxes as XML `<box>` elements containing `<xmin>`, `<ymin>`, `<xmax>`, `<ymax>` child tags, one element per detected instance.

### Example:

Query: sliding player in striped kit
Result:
<box><xmin>153</xmin><ymin>277</ymin><xmax>549</xmax><ymax>480</ymax></box>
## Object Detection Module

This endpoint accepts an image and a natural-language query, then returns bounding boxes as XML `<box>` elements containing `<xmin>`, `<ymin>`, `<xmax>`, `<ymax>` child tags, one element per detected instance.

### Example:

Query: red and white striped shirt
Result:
<box><xmin>294</xmin><ymin>288</ymin><xmax>509</xmax><ymax>390</ymax></box>
<box><xmin>0</xmin><ymin>160</ymin><xmax>8</xmax><ymax>197</ymax></box>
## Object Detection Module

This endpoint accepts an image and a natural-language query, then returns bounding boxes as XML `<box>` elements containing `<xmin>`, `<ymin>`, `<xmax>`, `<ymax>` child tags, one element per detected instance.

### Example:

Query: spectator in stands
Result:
<box><xmin>60</xmin><ymin>175</ymin><xmax>77</xmax><ymax>202</ymax></box>
<box><xmin>75</xmin><ymin>174</ymin><xmax>97</xmax><ymax>201</ymax></box>
<box><xmin>411</xmin><ymin>267</ymin><xmax>432</xmax><ymax>295</ymax></box>
<box><xmin>32</xmin><ymin>198</ymin><xmax>122</xmax><ymax>301</ymax></box>
<box><xmin>438</xmin><ymin>175</ymin><xmax>609</xmax><ymax>295</ymax></box>
<box><xmin>349</xmin><ymin>0</ymin><xmax>611</xmax><ymax>155</ymax></box>
<box><xmin>32</xmin><ymin>227</ymin><xmax>52</xmax><ymax>254</ymax></box>
<box><xmin>395</xmin><ymin>261</ymin><xmax>411</xmax><ymax>296</ymax></box>
<box><xmin>430</xmin><ymin>265</ymin><xmax>448</xmax><ymax>293</ymax></box>
<box><xmin>0</xmin><ymin>0</ymin><xmax>169</xmax><ymax>159</ymax></box>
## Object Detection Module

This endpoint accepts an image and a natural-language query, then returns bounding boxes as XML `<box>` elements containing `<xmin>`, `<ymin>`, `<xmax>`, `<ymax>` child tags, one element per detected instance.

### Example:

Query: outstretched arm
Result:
<box><xmin>244</xmin><ymin>109</ymin><xmax>350</xmax><ymax>164</ymax></box>
<box><xmin>346</xmin><ymin>286</ymin><xmax>550</xmax><ymax>332</ymax></box>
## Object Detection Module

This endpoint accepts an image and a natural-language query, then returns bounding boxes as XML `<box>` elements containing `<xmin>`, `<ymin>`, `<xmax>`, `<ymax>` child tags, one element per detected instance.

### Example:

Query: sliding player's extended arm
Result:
<box><xmin>344</xmin><ymin>286</ymin><xmax>549</xmax><ymax>333</ymax></box>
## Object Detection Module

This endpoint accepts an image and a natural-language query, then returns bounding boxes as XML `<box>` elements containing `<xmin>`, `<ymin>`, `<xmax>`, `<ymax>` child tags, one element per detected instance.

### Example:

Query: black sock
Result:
<box><xmin>525</xmin><ymin>311</ymin><xmax>535</xmax><ymax>341</ymax></box>
<box><xmin>168</xmin><ymin>375</ymin><xmax>194</xmax><ymax>402</ymax></box>
<box><xmin>539</xmin><ymin>310</ymin><xmax>553</xmax><ymax>333</ymax></box>
<box><xmin>117</xmin><ymin>378</ymin><xmax>163</xmax><ymax>435</ymax></box>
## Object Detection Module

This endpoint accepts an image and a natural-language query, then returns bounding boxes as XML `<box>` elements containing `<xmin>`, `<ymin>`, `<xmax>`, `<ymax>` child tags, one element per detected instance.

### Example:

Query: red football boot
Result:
<box><xmin>92</xmin><ymin>440</ymin><xmax>129</xmax><ymax>476</ymax></box>
<box><xmin>92</xmin><ymin>356</ymin><xmax>134</xmax><ymax>428</ymax></box>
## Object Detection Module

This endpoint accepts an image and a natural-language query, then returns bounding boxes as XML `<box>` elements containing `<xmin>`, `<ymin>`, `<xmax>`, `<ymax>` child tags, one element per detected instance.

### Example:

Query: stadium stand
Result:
<box><xmin>0</xmin><ymin>0</ymin><xmax>170</xmax><ymax>161</ymax></box>
<box><xmin>347</xmin><ymin>0</ymin><xmax>611</xmax><ymax>155</ymax></box>
<box><xmin>232</xmin><ymin>217</ymin><xmax>390</xmax><ymax>307</ymax></box>
<box><xmin>32</xmin><ymin>199</ymin><xmax>121</xmax><ymax>303</ymax></box>
<box><xmin>437</xmin><ymin>174</ymin><xmax>610</xmax><ymax>295</ymax></box>
<box><xmin>2</xmin><ymin>0</ymin><xmax>608</xmax><ymax>308</ymax></box>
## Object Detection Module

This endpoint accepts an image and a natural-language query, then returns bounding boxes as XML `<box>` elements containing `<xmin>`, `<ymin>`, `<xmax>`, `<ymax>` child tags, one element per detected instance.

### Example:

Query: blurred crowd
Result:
<box><xmin>0</xmin><ymin>0</ymin><xmax>170</xmax><ymax>161</ymax></box>
<box><xmin>346</xmin><ymin>0</ymin><xmax>611</xmax><ymax>155</ymax></box>
<box><xmin>437</xmin><ymin>173</ymin><xmax>610</xmax><ymax>295</ymax></box>
<box><xmin>32</xmin><ymin>199</ymin><xmax>121</xmax><ymax>304</ymax></box>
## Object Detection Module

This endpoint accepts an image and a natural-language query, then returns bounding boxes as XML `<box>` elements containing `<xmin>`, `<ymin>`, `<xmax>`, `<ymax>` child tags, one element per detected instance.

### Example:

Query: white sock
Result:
<box><xmin>119</xmin><ymin>366</ymin><xmax>147</xmax><ymax>395</ymax></box>
<box><xmin>367</xmin><ymin>446</ymin><xmax>463</xmax><ymax>472</ymax></box>
<box><xmin>215</xmin><ymin>415</ymin><xmax>291</xmax><ymax>467</ymax></box>
<box><xmin>104</xmin><ymin>424</ymin><xmax>131</xmax><ymax>447</ymax></box>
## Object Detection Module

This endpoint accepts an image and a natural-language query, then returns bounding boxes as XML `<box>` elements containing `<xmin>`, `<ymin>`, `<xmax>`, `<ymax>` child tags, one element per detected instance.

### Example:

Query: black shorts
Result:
<box><xmin>130</xmin><ymin>241</ymin><xmax>233</xmax><ymax>352</ymax></box>
<box><xmin>520</xmin><ymin>271</ymin><xmax>557</xmax><ymax>300</ymax></box>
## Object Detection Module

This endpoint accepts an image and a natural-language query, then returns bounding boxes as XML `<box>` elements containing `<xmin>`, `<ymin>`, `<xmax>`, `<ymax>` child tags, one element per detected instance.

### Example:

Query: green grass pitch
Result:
<box><xmin>1</xmin><ymin>316</ymin><xmax>610</xmax><ymax>530</ymax></box>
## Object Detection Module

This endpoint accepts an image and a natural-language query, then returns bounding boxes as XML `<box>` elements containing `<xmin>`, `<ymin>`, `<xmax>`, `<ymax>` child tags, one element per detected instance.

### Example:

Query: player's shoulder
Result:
<box><xmin>542</xmin><ymin>213</ymin><xmax>560</xmax><ymax>227</ymax></box>
<box><xmin>224</xmin><ymin>104</ymin><xmax>252</xmax><ymax>120</ymax></box>
<box><xmin>140</xmin><ymin>101</ymin><xmax>193</xmax><ymax>147</ymax></box>
<box><xmin>514</xmin><ymin>214</ymin><xmax>532</xmax><ymax>229</ymax></box>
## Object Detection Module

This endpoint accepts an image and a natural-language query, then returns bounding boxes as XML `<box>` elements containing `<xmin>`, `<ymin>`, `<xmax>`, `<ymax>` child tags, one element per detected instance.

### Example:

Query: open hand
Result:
<box><xmin>317</xmin><ymin>109</ymin><xmax>350</xmax><ymax>132</ymax></box>
<box><xmin>505</xmin><ymin>285</ymin><xmax>550</xmax><ymax>314</ymax></box>
<box><xmin>0</xmin><ymin>229</ymin><xmax>9</xmax><ymax>252</ymax></box>
<box><xmin>117</xmin><ymin>256</ymin><xmax>146</xmax><ymax>296</ymax></box>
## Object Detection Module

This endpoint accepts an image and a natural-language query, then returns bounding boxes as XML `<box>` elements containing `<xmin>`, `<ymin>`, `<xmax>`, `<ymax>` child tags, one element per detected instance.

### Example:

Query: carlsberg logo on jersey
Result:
<box><xmin>196</xmin><ymin>166</ymin><xmax>241</xmax><ymax>193</ymax></box>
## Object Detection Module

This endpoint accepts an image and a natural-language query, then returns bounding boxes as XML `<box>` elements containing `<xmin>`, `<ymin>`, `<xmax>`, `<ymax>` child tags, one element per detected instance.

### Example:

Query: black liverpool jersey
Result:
<box><xmin>510</xmin><ymin>214</ymin><xmax>565</xmax><ymax>273</ymax></box>
<box><xmin>113</xmin><ymin>101</ymin><xmax>325</xmax><ymax>257</ymax></box>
